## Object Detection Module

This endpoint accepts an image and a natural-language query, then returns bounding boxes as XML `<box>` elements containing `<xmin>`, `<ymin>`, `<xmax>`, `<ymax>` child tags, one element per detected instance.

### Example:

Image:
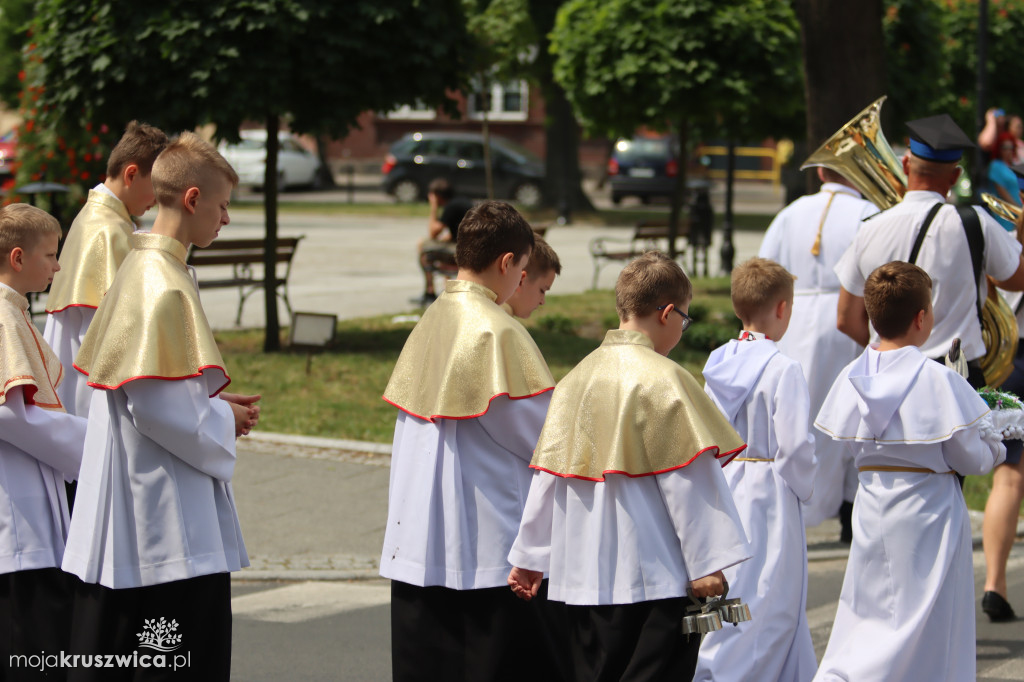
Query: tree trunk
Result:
<box><xmin>314</xmin><ymin>135</ymin><xmax>336</xmax><ymax>189</ymax></box>
<box><xmin>480</xmin><ymin>80</ymin><xmax>495</xmax><ymax>200</ymax></box>
<box><xmin>528</xmin><ymin>0</ymin><xmax>594</xmax><ymax>213</ymax></box>
<box><xmin>794</xmin><ymin>0</ymin><xmax>886</xmax><ymax>193</ymax></box>
<box><xmin>263</xmin><ymin>114</ymin><xmax>281</xmax><ymax>352</ymax></box>
<box><xmin>667</xmin><ymin>120</ymin><xmax>688</xmax><ymax>261</ymax></box>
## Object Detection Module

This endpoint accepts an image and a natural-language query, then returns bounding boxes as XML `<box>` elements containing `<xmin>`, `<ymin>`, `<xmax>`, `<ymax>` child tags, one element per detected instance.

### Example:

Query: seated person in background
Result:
<box><xmin>988</xmin><ymin>137</ymin><xmax>1020</xmax><ymax>231</ymax></box>
<box><xmin>416</xmin><ymin>178</ymin><xmax>473</xmax><ymax>305</ymax></box>
<box><xmin>504</xmin><ymin>235</ymin><xmax>561</xmax><ymax>319</ymax></box>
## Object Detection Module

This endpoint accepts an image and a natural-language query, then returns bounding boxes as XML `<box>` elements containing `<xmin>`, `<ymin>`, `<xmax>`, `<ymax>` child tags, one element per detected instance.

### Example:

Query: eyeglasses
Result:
<box><xmin>656</xmin><ymin>304</ymin><xmax>693</xmax><ymax>332</ymax></box>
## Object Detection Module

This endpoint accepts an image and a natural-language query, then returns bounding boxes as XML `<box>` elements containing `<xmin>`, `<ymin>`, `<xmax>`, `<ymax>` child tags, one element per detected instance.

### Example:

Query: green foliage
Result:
<box><xmin>535</xmin><ymin>313</ymin><xmax>577</xmax><ymax>335</ymax></box>
<box><xmin>0</xmin><ymin>0</ymin><xmax>31</xmax><ymax>107</ymax></box>
<box><xmin>8</xmin><ymin>0</ymin><xmax>471</xmax><ymax>198</ymax></box>
<box><xmin>549</xmin><ymin>0</ymin><xmax>803</xmax><ymax>141</ymax></box>
<box><xmin>881</xmin><ymin>0</ymin><xmax>946</xmax><ymax>131</ymax></box>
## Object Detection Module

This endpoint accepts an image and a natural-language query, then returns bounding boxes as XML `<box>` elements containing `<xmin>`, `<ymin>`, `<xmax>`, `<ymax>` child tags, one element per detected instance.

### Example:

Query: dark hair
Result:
<box><xmin>864</xmin><ymin>261</ymin><xmax>933</xmax><ymax>338</ymax></box>
<box><xmin>106</xmin><ymin>121</ymin><xmax>169</xmax><ymax>179</ymax></box>
<box><xmin>615</xmin><ymin>251</ymin><xmax>691</xmax><ymax>320</ymax></box>
<box><xmin>455</xmin><ymin>201</ymin><xmax>535</xmax><ymax>272</ymax></box>
<box><xmin>428</xmin><ymin>177</ymin><xmax>454</xmax><ymax>202</ymax></box>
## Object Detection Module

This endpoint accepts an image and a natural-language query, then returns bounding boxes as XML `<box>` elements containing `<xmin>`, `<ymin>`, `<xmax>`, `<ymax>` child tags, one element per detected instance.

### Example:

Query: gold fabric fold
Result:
<box><xmin>74</xmin><ymin>232</ymin><xmax>230</xmax><ymax>396</ymax></box>
<box><xmin>531</xmin><ymin>329</ymin><xmax>746</xmax><ymax>480</ymax></box>
<box><xmin>0</xmin><ymin>286</ymin><xmax>64</xmax><ymax>410</ymax></box>
<box><xmin>383</xmin><ymin>279</ymin><xmax>554</xmax><ymax>420</ymax></box>
<box><xmin>46</xmin><ymin>190</ymin><xmax>136</xmax><ymax>312</ymax></box>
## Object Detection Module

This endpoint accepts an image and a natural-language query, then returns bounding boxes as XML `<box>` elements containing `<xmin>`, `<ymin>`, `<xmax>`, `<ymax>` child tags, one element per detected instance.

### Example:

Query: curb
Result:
<box><xmin>247</xmin><ymin>431</ymin><xmax>392</xmax><ymax>456</ymax></box>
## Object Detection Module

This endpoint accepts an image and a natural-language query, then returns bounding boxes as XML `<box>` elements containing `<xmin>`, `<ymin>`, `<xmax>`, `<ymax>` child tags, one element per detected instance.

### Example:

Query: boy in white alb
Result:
<box><xmin>381</xmin><ymin>201</ymin><xmax>568</xmax><ymax>681</ymax></box>
<box><xmin>814</xmin><ymin>262</ymin><xmax>1004</xmax><ymax>682</ymax></box>
<box><xmin>695</xmin><ymin>258</ymin><xmax>818</xmax><ymax>682</ymax></box>
<box><xmin>508</xmin><ymin>251</ymin><xmax>751</xmax><ymax>681</ymax></box>
<box><xmin>61</xmin><ymin>133</ymin><xmax>260</xmax><ymax>681</ymax></box>
<box><xmin>0</xmin><ymin>204</ymin><xmax>87</xmax><ymax>668</ymax></box>
<box><xmin>43</xmin><ymin>121</ymin><xmax>167</xmax><ymax>419</ymax></box>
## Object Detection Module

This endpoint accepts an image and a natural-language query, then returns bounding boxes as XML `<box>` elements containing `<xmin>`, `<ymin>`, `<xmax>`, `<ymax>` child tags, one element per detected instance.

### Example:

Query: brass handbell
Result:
<box><xmin>682</xmin><ymin>614</ymin><xmax>700</xmax><ymax>635</ymax></box>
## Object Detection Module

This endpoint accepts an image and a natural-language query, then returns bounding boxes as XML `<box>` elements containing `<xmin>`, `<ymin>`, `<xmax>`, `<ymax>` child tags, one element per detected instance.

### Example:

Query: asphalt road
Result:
<box><xmin>229</xmin><ymin>551</ymin><xmax>1024</xmax><ymax>682</ymax></box>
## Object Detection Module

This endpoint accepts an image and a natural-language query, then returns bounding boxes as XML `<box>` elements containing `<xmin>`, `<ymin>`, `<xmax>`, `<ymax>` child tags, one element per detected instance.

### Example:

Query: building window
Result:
<box><xmin>385</xmin><ymin>101</ymin><xmax>437</xmax><ymax>120</ymax></box>
<box><xmin>468</xmin><ymin>80</ymin><xmax>529</xmax><ymax>122</ymax></box>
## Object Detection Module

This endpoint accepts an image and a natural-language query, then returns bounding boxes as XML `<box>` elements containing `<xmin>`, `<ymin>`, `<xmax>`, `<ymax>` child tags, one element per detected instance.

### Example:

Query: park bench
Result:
<box><xmin>187</xmin><ymin>236</ymin><xmax>303</xmax><ymax>326</ymax></box>
<box><xmin>589</xmin><ymin>218</ymin><xmax>692</xmax><ymax>289</ymax></box>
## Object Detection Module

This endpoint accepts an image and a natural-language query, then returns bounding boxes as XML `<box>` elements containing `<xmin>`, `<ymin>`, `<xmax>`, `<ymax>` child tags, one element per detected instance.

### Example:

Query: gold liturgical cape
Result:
<box><xmin>383</xmin><ymin>280</ymin><xmax>554</xmax><ymax>420</ymax></box>
<box><xmin>531</xmin><ymin>330</ymin><xmax>745</xmax><ymax>480</ymax></box>
<box><xmin>46</xmin><ymin>189</ymin><xmax>136</xmax><ymax>312</ymax></box>
<box><xmin>0</xmin><ymin>286</ymin><xmax>64</xmax><ymax>410</ymax></box>
<box><xmin>74</xmin><ymin>233</ymin><xmax>230</xmax><ymax>396</ymax></box>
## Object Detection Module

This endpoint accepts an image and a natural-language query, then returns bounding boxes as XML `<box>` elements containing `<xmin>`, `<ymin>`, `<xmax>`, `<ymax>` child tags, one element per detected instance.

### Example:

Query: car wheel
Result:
<box><xmin>513</xmin><ymin>181</ymin><xmax>543</xmax><ymax>209</ymax></box>
<box><xmin>393</xmin><ymin>179</ymin><xmax>422</xmax><ymax>203</ymax></box>
<box><xmin>611</xmin><ymin>192</ymin><xmax>622</xmax><ymax>205</ymax></box>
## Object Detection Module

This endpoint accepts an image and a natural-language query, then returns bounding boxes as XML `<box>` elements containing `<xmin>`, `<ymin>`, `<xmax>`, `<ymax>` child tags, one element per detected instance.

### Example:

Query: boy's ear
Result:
<box><xmin>916</xmin><ymin>308</ymin><xmax>927</xmax><ymax>329</ymax></box>
<box><xmin>658</xmin><ymin>303</ymin><xmax>673</xmax><ymax>326</ymax></box>
<box><xmin>776</xmin><ymin>298</ymin><xmax>788</xmax><ymax>319</ymax></box>
<box><xmin>7</xmin><ymin>246</ymin><xmax>24</xmax><ymax>272</ymax></box>
<box><xmin>183</xmin><ymin>187</ymin><xmax>200</xmax><ymax>214</ymax></box>
<box><xmin>499</xmin><ymin>252</ymin><xmax>515</xmax><ymax>274</ymax></box>
<box><xmin>122</xmin><ymin>163</ymin><xmax>140</xmax><ymax>186</ymax></box>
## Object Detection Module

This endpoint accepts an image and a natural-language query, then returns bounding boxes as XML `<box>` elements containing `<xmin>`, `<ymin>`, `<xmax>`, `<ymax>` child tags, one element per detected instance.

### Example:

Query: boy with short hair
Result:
<box><xmin>508</xmin><ymin>251</ymin><xmax>751</xmax><ymax>681</ymax></box>
<box><xmin>61</xmin><ymin>132</ymin><xmax>260</xmax><ymax>681</ymax></box>
<box><xmin>504</xmin><ymin>234</ymin><xmax>561</xmax><ymax>319</ymax></box>
<box><xmin>44</xmin><ymin>120</ymin><xmax>168</xmax><ymax>418</ymax></box>
<box><xmin>695</xmin><ymin>257</ymin><xmax>818</xmax><ymax>682</ymax></box>
<box><xmin>382</xmin><ymin>200</ymin><xmax>568</xmax><ymax>681</ymax></box>
<box><xmin>0</xmin><ymin>204</ymin><xmax>87</xmax><ymax>666</ymax></box>
<box><xmin>813</xmin><ymin>261</ymin><xmax>1004</xmax><ymax>682</ymax></box>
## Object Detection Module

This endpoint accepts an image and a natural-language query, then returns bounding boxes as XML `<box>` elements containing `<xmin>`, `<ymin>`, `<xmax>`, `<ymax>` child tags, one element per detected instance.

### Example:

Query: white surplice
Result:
<box><xmin>0</xmin><ymin>386</ymin><xmax>86</xmax><ymax>574</ymax></box>
<box><xmin>42</xmin><ymin>306</ymin><xmax>96</xmax><ymax>417</ymax></box>
<box><xmin>695</xmin><ymin>335</ymin><xmax>818</xmax><ymax>682</ymax></box>
<box><xmin>379</xmin><ymin>393</ymin><xmax>550</xmax><ymax>590</ymax></box>
<box><xmin>812</xmin><ymin>345</ymin><xmax>1004</xmax><ymax>682</ymax></box>
<box><xmin>61</xmin><ymin>372</ymin><xmax>248</xmax><ymax>589</ymax></box>
<box><xmin>508</xmin><ymin>451</ymin><xmax>750</xmax><ymax>605</ymax></box>
<box><xmin>759</xmin><ymin>184</ymin><xmax>878</xmax><ymax>525</ymax></box>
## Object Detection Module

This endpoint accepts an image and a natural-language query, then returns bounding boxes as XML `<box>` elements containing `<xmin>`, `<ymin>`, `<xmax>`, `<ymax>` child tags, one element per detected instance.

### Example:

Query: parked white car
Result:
<box><xmin>218</xmin><ymin>130</ymin><xmax>322</xmax><ymax>190</ymax></box>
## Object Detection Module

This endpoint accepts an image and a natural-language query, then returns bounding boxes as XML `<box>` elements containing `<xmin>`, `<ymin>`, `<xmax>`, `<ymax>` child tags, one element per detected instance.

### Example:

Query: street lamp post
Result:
<box><xmin>720</xmin><ymin>139</ymin><xmax>737</xmax><ymax>274</ymax></box>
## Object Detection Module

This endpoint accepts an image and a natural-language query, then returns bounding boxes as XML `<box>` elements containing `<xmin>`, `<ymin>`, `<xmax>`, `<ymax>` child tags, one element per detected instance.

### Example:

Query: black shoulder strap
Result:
<box><xmin>955</xmin><ymin>205</ymin><xmax>985</xmax><ymax>323</ymax></box>
<box><xmin>908</xmin><ymin>203</ymin><xmax>944</xmax><ymax>265</ymax></box>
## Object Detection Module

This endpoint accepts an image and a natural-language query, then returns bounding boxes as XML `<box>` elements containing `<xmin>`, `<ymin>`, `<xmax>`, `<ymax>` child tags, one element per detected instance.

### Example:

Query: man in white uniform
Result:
<box><xmin>836</xmin><ymin>114</ymin><xmax>1024</xmax><ymax>385</ymax></box>
<box><xmin>760</xmin><ymin>167</ymin><xmax>878</xmax><ymax>539</ymax></box>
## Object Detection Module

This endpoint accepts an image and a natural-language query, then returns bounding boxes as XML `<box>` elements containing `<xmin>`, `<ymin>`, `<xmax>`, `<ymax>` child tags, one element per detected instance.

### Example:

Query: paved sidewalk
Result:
<box><xmin>234</xmin><ymin>431</ymin><xmax>1021</xmax><ymax>581</ymax></box>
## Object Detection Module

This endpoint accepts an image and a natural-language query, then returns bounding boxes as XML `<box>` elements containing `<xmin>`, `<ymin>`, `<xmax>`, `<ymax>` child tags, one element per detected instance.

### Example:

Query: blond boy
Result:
<box><xmin>504</xmin><ymin>234</ymin><xmax>561</xmax><ymax>319</ymax></box>
<box><xmin>62</xmin><ymin>133</ymin><xmax>259</xmax><ymax>681</ymax></box>
<box><xmin>696</xmin><ymin>258</ymin><xmax>817</xmax><ymax>682</ymax></box>
<box><xmin>44</xmin><ymin>120</ymin><xmax>168</xmax><ymax>419</ymax></box>
<box><xmin>0</xmin><ymin>204</ymin><xmax>87</xmax><ymax>667</ymax></box>
<box><xmin>508</xmin><ymin>251</ymin><xmax>750</xmax><ymax>681</ymax></box>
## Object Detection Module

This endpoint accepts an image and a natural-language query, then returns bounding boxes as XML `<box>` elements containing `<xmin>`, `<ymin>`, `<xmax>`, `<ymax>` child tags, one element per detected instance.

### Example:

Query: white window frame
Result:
<box><xmin>385</xmin><ymin>102</ymin><xmax>437</xmax><ymax>120</ymax></box>
<box><xmin>468</xmin><ymin>79</ymin><xmax>529</xmax><ymax>122</ymax></box>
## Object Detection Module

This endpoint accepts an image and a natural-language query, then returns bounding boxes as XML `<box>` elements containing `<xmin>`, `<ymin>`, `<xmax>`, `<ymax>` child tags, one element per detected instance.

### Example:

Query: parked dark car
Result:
<box><xmin>382</xmin><ymin>131</ymin><xmax>545</xmax><ymax>208</ymax></box>
<box><xmin>607</xmin><ymin>136</ymin><xmax>679</xmax><ymax>204</ymax></box>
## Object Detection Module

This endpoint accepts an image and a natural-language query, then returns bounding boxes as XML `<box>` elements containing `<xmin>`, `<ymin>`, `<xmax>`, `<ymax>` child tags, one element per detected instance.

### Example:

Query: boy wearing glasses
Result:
<box><xmin>508</xmin><ymin>251</ymin><xmax>751</xmax><ymax>681</ymax></box>
<box><xmin>695</xmin><ymin>257</ymin><xmax>818</xmax><ymax>682</ymax></box>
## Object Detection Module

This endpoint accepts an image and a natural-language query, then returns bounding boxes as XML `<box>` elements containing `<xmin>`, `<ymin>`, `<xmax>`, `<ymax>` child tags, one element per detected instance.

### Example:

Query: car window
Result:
<box><xmin>614</xmin><ymin>138</ymin><xmax>672</xmax><ymax>161</ymax></box>
<box><xmin>233</xmin><ymin>138</ymin><xmax>265</xmax><ymax>151</ymax></box>
<box><xmin>491</xmin><ymin>138</ymin><xmax>541</xmax><ymax>165</ymax></box>
<box><xmin>455</xmin><ymin>142</ymin><xmax>484</xmax><ymax>161</ymax></box>
<box><xmin>280</xmin><ymin>139</ymin><xmax>306</xmax><ymax>154</ymax></box>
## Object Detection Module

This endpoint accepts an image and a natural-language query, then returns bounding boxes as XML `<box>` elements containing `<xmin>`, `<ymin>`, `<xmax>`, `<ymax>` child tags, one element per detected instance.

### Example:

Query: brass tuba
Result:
<box><xmin>801</xmin><ymin>97</ymin><xmax>1018</xmax><ymax>386</ymax></box>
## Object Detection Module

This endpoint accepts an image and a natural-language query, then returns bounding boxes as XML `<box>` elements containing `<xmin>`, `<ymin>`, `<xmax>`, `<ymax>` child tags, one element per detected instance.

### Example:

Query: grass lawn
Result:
<box><xmin>217</xmin><ymin>276</ymin><xmax>1001</xmax><ymax>511</ymax></box>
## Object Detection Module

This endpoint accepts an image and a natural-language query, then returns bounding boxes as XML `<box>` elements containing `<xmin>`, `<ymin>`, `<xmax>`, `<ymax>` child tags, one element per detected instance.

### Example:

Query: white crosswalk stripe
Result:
<box><xmin>233</xmin><ymin>581</ymin><xmax>390</xmax><ymax>623</ymax></box>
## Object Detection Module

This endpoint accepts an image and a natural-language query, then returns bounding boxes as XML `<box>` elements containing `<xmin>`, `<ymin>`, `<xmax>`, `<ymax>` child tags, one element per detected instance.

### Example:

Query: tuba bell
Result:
<box><xmin>802</xmin><ymin>97</ymin><xmax>1018</xmax><ymax>386</ymax></box>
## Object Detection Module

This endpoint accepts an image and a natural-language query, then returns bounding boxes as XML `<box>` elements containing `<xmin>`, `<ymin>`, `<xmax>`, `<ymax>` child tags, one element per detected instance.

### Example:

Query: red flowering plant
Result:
<box><xmin>3</xmin><ymin>42</ymin><xmax>117</xmax><ymax>212</ymax></box>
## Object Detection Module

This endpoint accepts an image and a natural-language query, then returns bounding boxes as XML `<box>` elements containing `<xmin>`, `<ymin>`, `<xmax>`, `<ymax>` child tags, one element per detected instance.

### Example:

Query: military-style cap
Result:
<box><xmin>1011</xmin><ymin>163</ymin><xmax>1024</xmax><ymax>193</ymax></box>
<box><xmin>906</xmin><ymin>114</ymin><xmax>975</xmax><ymax>162</ymax></box>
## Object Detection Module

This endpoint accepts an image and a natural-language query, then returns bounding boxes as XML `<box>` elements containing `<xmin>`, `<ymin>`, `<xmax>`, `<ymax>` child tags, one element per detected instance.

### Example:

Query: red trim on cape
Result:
<box><xmin>45</xmin><ymin>303</ymin><xmax>100</xmax><ymax>314</ymax></box>
<box><xmin>529</xmin><ymin>443</ymin><xmax>747</xmax><ymax>481</ymax></box>
<box><xmin>382</xmin><ymin>386</ymin><xmax>555</xmax><ymax>422</ymax></box>
<box><xmin>73</xmin><ymin>363</ymin><xmax>231</xmax><ymax>397</ymax></box>
<box><xmin>715</xmin><ymin>444</ymin><xmax>746</xmax><ymax>466</ymax></box>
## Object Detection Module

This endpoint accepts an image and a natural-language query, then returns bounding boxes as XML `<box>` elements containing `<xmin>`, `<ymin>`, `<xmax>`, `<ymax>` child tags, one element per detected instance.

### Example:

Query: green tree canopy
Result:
<box><xmin>14</xmin><ymin>0</ymin><xmax>470</xmax><ymax>349</ymax></box>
